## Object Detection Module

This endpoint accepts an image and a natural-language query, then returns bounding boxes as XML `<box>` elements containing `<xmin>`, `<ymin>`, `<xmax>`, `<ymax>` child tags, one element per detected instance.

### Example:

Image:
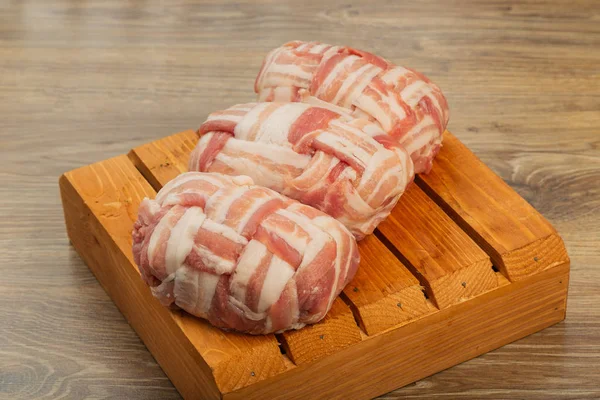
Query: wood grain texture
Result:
<box><xmin>2</xmin><ymin>0</ymin><xmax>599</xmax><ymax>399</ymax></box>
<box><xmin>279</xmin><ymin>298</ymin><xmax>362</xmax><ymax>365</ymax></box>
<box><xmin>59</xmin><ymin>153</ymin><xmax>570</xmax><ymax>399</ymax></box>
<box><xmin>59</xmin><ymin>156</ymin><xmax>287</xmax><ymax>396</ymax></box>
<box><xmin>418</xmin><ymin>132</ymin><xmax>570</xmax><ymax>281</ymax></box>
<box><xmin>377</xmin><ymin>185</ymin><xmax>497</xmax><ymax>309</ymax></box>
<box><xmin>344</xmin><ymin>234</ymin><xmax>433</xmax><ymax>335</ymax></box>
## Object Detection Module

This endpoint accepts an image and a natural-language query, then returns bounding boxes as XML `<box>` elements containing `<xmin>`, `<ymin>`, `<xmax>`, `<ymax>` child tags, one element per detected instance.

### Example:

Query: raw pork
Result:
<box><xmin>189</xmin><ymin>102</ymin><xmax>414</xmax><ymax>239</ymax></box>
<box><xmin>132</xmin><ymin>172</ymin><xmax>359</xmax><ymax>334</ymax></box>
<box><xmin>255</xmin><ymin>41</ymin><xmax>449</xmax><ymax>174</ymax></box>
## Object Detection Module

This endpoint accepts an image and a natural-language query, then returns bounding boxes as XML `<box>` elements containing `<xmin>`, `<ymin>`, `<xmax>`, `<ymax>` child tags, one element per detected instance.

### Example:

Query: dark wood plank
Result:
<box><xmin>2</xmin><ymin>0</ymin><xmax>599</xmax><ymax>398</ymax></box>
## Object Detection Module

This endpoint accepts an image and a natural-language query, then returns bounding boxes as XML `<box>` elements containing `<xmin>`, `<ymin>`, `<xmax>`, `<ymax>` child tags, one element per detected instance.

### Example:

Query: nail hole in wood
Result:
<box><xmin>250</xmin><ymin>371</ymin><xmax>255</xmax><ymax>377</ymax></box>
<box><xmin>319</xmin><ymin>334</ymin><xmax>325</xmax><ymax>340</ymax></box>
<box><xmin>461</xmin><ymin>281</ymin><xmax>467</xmax><ymax>288</ymax></box>
<box><xmin>534</xmin><ymin>257</ymin><xmax>539</xmax><ymax>262</ymax></box>
<box><xmin>353</xmin><ymin>287</ymin><xmax>359</xmax><ymax>292</ymax></box>
<box><xmin>397</xmin><ymin>302</ymin><xmax>402</xmax><ymax>308</ymax></box>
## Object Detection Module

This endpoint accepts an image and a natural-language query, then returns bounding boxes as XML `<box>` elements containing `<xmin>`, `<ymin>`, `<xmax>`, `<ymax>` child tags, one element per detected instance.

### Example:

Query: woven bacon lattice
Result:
<box><xmin>189</xmin><ymin>102</ymin><xmax>414</xmax><ymax>239</ymax></box>
<box><xmin>255</xmin><ymin>41</ymin><xmax>450</xmax><ymax>174</ymax></box>
<box><xmin>132</xmin><ymin>172</ymin><xmax>359</xmax><ymax>334</ymax></box>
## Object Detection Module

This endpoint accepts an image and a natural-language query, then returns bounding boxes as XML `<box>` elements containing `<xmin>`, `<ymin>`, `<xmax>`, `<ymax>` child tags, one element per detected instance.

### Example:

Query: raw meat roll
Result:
<box><xmin>189</xmin><ymin>102</ymin><xmax>414</xmax><ymax>239</ymax></box>
<box><xmin>132</xmin><ymin>172</ymin><xmax>359</xmax><ymax>334</ymax></box>
<box><xmin>255</xmin><ymin>41</ymin><xmax>449</xmax><ymax>174</ymax></box>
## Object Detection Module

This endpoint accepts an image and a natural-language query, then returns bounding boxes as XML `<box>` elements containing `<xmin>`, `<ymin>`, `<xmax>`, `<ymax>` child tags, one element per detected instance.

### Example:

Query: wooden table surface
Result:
<box><xmin>1</xmin><ymin>1</ymin><xmax>599</xmax><ymax>399</ymax></box>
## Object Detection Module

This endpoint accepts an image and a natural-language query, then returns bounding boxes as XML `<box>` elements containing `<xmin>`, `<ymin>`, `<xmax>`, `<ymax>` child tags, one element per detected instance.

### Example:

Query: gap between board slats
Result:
<box><xmin>60</xmin><ymin>128</ymin><xmax>570</xmax><ymax>400</ymax></box>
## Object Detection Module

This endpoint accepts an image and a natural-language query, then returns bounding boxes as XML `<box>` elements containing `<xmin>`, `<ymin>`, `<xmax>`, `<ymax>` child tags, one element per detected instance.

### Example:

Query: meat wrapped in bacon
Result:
<box><xmin>132</xmin><ymin>172</ymin><xmax>359</xmax><ymax>334</ymax></box>
<box><xmin>254</xmin><ymin>41</ymin><xmax>449</xmax><ymax>174</ymax></box>
<box><xmin>189</xmin><ymin>102</ymin><xmax>414</xmax><ymax>239</ymax></box>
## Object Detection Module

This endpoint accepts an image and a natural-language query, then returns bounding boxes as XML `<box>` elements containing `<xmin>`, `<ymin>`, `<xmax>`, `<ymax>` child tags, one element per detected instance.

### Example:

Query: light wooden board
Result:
<box><xmin>279</xmin><ymin>298</ymin><xmax>362</xmax><ymax>365</ymax></box>
<box><xmin>59</xmin><ymin>130</ymin><xmax>571</xmax><ymax>399</ymax></box>
<box><xmin>129</xmin><ymin>130</ymin><xmax>199</xmax><ymax>191</ymax></box>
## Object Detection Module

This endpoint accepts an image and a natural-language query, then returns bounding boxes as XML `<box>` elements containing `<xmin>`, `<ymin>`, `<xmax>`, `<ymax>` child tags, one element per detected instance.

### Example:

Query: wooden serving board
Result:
<box><xmin>60</xmin><ymin>130</ymin><xmax>570</xmax><ymax>400</ymax></box>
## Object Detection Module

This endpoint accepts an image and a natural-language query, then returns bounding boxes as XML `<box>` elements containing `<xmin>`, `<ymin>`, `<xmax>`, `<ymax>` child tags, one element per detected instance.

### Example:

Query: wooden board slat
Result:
<box><xmin>417</xmin><ymin>132</ymin><xmax>569</xmax><ymax>281</ymax></box>
<box><xmin>59</xmin><ymin>155</ymin><xmax>287</xmax><ymax>396</ymax></box>
<box><xmin>377</xmin><ymin>184</ymin><xmax>497</xmax><ymax>309</ymax></box>
<box><xmin>129</xmin><ymin>131</ymin><xmax>434</xmax><ymax>337</ymax></box>
<box><xmin>344</xmin><ymin>235</ymin><xmax>434</xmax><ymax>335</ymax></box>
<box><xmin>129</xmin><ymin>133</ymin><xmax>363</xmax><ymax>363</ymax></box>
<box><xmin>279</xmin><ymin>298</ymin><xmax>362</xmax><ymax>365</ymax></box>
